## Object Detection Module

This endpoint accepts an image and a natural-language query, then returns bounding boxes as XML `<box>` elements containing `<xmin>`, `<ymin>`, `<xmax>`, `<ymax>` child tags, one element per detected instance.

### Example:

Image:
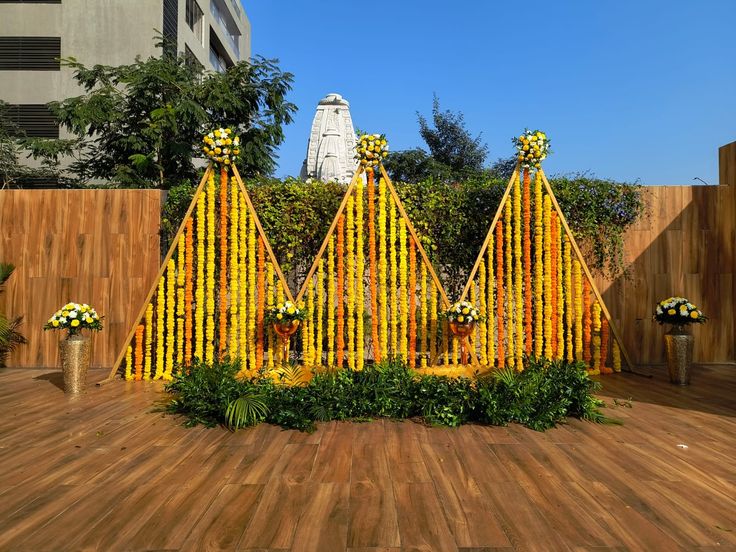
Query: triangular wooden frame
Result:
<box><xmin>459</xmin><ymin>162</ymin><xmax>634</xmax><ymax>371</ymax></box>
<box><xmin>294</xmin><ymin>162</ymin><xmax>479</xmax><ymax>368</ymax></box>
<box><xmin>103</xmin><ymin>164</ymin><xmax>294</xmax><ymax>382</ymax></box>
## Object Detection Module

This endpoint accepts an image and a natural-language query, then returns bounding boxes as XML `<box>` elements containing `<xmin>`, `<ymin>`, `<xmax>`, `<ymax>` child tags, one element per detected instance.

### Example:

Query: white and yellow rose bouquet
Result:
<box><xmin>202</xmin><ymin>127</ymin><xmax>241</xmax><ymax>169</ymax></box>
<box><xmin>442</xmin><ymin>301</ymin><xmax>484</xmax><ymax>325</ymax></box>
<box><xmin>654</xmin><ymin>297</ymin><xmax>706</xmax><ymax>325</ymax></box>
<box><xmin>44</xmin><ymin>303</ymin><xmax>103</xmax><ymax>336</ymax></box>
<box><xmin>513</xmin><ymin>129</ymin><xmax>550</xmax><ymax>169</ymax></box>
<box><xmin>265</xmin><ymin>301</ymin><xmax>305</xmax><ymax>325</ymax></box>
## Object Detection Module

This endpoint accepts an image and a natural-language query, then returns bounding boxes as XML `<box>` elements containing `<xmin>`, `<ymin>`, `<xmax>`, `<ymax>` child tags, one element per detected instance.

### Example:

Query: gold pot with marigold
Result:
<box><xmin>266</xmin><ymin>301</ymin><xmax>305</xmax><ymax>363</ymax></box>
<box><xmin>654</xmin><ymin>297</ymin><xmax>706</xmax><ymax>385</ymax></box>
<box><xmin>442</xmin><ymin>301</ymin><xmax>484</xmax><ymax>366</ymax></box>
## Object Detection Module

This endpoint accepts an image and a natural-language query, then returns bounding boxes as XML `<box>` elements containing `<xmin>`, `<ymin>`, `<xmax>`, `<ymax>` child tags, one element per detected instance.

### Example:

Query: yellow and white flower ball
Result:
<box><xmin>512</xmin><ymin>129</ymin><xmax>550</xmax><ymax>169</ymax></box>
<box><xmin>202</xmin><ymin>128</ymin><xmax>241</xmax><ymax>168</ymax></box>
<box><xmin>355</xmin><ymin>133</ymin><xmax>389</xmax><ymax>169</ymax></box>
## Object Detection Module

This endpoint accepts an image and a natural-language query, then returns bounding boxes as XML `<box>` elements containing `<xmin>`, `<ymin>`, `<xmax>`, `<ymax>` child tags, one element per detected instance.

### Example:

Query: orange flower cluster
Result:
<box><xmin>583</xmin><ymin>279</ymin><xmax>592</xmax><ymax>365</ymax></box>
<box><xmin>367</xmin><ymin>171</ymin><xmax>380</xmax><ymax>363</ymax></box>
<box><xmin>219</xmin><ymin>168</ymin><xmax>228</xmax><ymax>358</ymax></box>
<box><xmin>522</xmin><ymin>168</ymin><xmax>532</xmax><ymax>353</ymax></box>
<box><xmin>336</xmin><ymin>215</ymin><xmax>345</xmax><ymax>368</ymax></box>
<box><xmin>408</xmin><ymin>238</ymin><xmax>417</xmax><ymax>368</ymax></box>
<box><xmin>256</xmin><ymin>236</ymin><xmax>265</xmax><ymax>369</ymax></box>
<box><xmin>184</xmin><ymin>218</ymin><xmax>193</xmax><ymax>365</ymax></box>
<box><xmin>496</xmin><ymin>222</ymin><xmax>505</xmax><ymax>368</ymax></box>
<box><xmin>134</xmin><ymin>324</ymin><xmax>144</xmax><ymax>380</ymax></box>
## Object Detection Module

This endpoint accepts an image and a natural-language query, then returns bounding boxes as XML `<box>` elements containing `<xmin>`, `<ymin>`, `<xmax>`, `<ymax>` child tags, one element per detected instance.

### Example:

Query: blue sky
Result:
<box><xmin>244</xmin><ymin>1</ymin><xmax>735</xmax><ymax>185</ymax></box>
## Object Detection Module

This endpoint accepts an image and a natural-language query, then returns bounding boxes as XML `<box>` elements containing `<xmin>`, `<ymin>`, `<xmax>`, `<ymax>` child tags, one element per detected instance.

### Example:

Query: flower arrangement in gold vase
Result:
<box><xmin>512</xmin><ymin>129</ymin><xmax>550</xmax><ymax>169</ymax></box>
<box><xmin>44</xmin><ymin>303</ymin><xmax>103</xmax><ymax>336</ymax></box>
<box><xmin>202</xmin><ymin>127</ymin><xmax>241</xmax><ymax>169</ymax></box>
<box><xmin>442</xmin><ymin>301</ymin><xmax>484</xmax><ymax>366</ymax></box>
<box><xmin>355</xmin><ymin>133</ymin><xmax>389</xmax><ymax>170</ymax></box>
<box><xmin>653</xmin><ymin>297</ymin><xmax>706</xmax><ymax>326</ymax></box>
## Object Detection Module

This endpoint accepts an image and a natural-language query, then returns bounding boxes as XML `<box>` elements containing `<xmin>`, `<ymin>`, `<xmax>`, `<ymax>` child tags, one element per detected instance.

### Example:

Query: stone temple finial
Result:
<box><xmin>300</xmin><ymin>93</ymin><xmax>358</xmax><ymax>184</ymax></box>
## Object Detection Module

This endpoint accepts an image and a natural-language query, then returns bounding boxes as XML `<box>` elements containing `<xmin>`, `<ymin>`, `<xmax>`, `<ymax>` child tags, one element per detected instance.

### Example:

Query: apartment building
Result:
<box><xmin>0</xmin><ymin>0</ymin><xmax>251</xmax><ymax>139</ymax></box>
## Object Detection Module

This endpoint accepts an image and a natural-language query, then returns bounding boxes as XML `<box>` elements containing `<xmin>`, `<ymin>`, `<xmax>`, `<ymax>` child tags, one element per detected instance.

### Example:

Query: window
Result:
<box><xmin>185</xmin><ymin>0</ymin><xmax>204</xmax><ymax>46</ymax></box>
<box><xmin>3</xmin><ymin>104</ymin><xmax>59</xmax><ymax>138</ymax></box>
<box><xmin>184</xmin><ymin>45</ymin><xmax>203</xmax><ymax>74</ymax></box>
<box><xmin>0</xmin><ymin>37</ymin><xmax>61</xmax><ymax>70</ymax></box>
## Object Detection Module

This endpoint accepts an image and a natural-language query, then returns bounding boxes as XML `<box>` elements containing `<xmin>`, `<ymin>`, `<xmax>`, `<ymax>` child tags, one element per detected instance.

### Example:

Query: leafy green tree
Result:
<box><xmin>46</xmin><ymin>39</ymin><xmax>296</xmax><ymax>188</ymax></box>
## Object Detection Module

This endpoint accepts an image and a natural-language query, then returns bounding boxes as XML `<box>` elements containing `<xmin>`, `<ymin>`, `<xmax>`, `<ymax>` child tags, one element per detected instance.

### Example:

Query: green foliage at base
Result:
<box><xmin>164</xmin><ymin>358</ymin><xmax>612</xmax><ymax>432</ymax></box>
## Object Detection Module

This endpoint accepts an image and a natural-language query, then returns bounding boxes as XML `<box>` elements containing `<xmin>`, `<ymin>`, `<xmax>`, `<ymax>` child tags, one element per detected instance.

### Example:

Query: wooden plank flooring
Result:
<box><xmin>0</xmin><ymin>366</ymin><xmax>735</xmax><ymax>551</ymax></box>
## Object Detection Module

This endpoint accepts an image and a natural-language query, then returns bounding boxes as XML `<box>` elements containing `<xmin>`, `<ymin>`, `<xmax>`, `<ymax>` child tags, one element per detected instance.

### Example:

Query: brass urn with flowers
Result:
<box><xmin>265</xmin><ymin>301</ymin><xmax>305</xmax><ymax>364</ymax></box>
<box><xmin>442</xmin><ymin>301</ymin><xmax>484</xmax><ymax>366</ymax></box>
<box><xmin>44</xmin><ymin>303</ymin><xmax>103</xmax><ymax>393</ymax></box>
<box><xmin>653</xmin><ymin>297</ymin><xmax>706</xmax><ymax>385</ymax></box>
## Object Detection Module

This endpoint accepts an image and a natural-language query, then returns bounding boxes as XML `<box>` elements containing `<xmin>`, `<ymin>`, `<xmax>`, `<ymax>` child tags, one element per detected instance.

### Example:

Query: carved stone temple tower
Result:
<box><xmin>300</xmin><ymin>93</ymin><xmax>358</xmax><ymax>184</ymax></box>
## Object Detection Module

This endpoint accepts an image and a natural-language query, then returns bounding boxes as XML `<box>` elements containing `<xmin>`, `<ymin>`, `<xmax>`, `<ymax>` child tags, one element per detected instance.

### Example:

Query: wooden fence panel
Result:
<box><xmin>0</xmin><ymin>189</ymin><xmax>161</xmax><ymax>368</ymax></box>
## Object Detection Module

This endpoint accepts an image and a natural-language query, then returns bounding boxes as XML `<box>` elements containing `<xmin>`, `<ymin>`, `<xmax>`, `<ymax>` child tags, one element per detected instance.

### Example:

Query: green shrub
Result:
<box><xmin>164</xmin><ymin>357</ymin><xmax>611</xmax><ymax>432</ymax></box>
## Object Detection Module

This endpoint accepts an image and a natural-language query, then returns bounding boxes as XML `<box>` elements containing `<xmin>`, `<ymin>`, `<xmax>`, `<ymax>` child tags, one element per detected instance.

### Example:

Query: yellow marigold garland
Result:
<box><xmin>543</xmin><ymin>195</ymin><xmax>552</xmax><ymax>359</ymax></box>
<box><xmin>346</xmin><ymin>193</ymin><xmax>355</xmax><ymax>370</ymax></box>
<box><xmin>399</xmin><ymin>218</ymin><xmax>408</xmax><ymax>363</ymax></box>
<box><xmin>573</xmin><ymin>259</ymin><xmax>583</xmax><ymax>362</ymax></box>
<box><xmin>420</xmin><ymin>261</ymin><xmax>428</xmax><ymax>367</ymax></box>
<box><xmin>409</xmin><ymin>238</ymin><xmax>417</xmax><ymax>368</ymax></box>
<box><xmin>327</xmin><ymin>236</ymin><xmax>335</xmax><ymax>367</ymax></box>
<box><xmin>600</xmin><ymin>317</ymin><xmax>613</xmax><ymax>374</ymax></box>
<box><xmin>256</xmin><ymin>237</ymin><xmax>265</xmax><ymax>369</ymax></box>
<box><xmin>266</xmin><ymin>261</ymin><xmax>275</xmax><ymax>368</ymax></box>
<box><xmin>144</xmin><ymin>303</ymin><xmax>153</xmax><ymax>379</ymax></box>
<box><xmin>496</xmin><ymin>222</ymin><xmax>505</xmax><ymax>369</ymax></box>
<box><xmin>550</xmin><ymin>210</ymin><xmax>558</xmax><ymax>359</ymax></box>
<box><xmin>176</xmin><ymin>234</ymin><xmax>185</xmax><ymax>368</ymax></box>
<box><xmin>504</xmin><ymin>199</ymin><xmax>514</xmax><ymax>369</ymax></box>
<box><xmin>134</xmin><ymin>325</ymin><xmax>144</xmax><ymax>381</ymax></box>
<box><xmin>367</xmin><ymin>171</ymin><xmax>379</xmax><ymax>363</ymax></box>
<box><xmin>555</xmin><ymin>215</ymin><xmax>565</xmax><ymax>359</ymax></box>
<box><xmin>378</xmin><ymin>177</ymin><xmax>389</xmax><ymax>360</ymax></box>
<box><xmin>205</xmin><ymin>172</ymin><xmax>216</xmax><ymax>364</ymax></box>
<box><xmin>613</xmin><ymin>338</ymin><xmax>622</xmax><ymax>372</ymax></box>
<box><xmin>470</xmin><ymin>281</ymin><xmax>478</xmax><ymax>354</ymax></box>
<box><xmin>238</xmin><ymin>195</ymin><xmax>248</xmax><ymax>368</ymax></box>
<box><xmin>591</xmin><ymin>301</ymin><xmax>601</xmax><ymax>375</ymax></box>
<box><xmin>194</xmin><ymin>189</ymin><xmax>206</xmax><ymax>362</ymax></box>
<box><xmin>306</xmin><ymin>277</ymin><xmax>315</xmax><ymax>366</ymax></box>
<box><xmin>316</xmin><ymin>259</ymin><xmax>324</xmax><ymax>367</ymax></box>
<box><xmin>513</xmin><ymin>172</ymin><xmax>524</xmax><ymax>369</ymax></box>
<box><xmin>184</xmin><ymin>218</ymin><xmax>193</xmax><ymax>366</ymax></box>
<box><xmin>522</xmin><ymin>168</ymin><xmax>532</xmax><ymax>353</ymax></box>
<box><xmin>563</xmin><ymin>236</ymin><xmax>574</xmax><ymax>362</ymax></box>
<box><xmin>218</xmin><ymin>168</ymin><xmax>228</xmax><ymax>359</ymax></box>
<box><xmin>247</xmin><ymin>210</ymin><xmax>257</xmax><ymax>371</ymax></box>
<box><xmin>389</xmin><ymin>196</ymin><xmax>398</xmax><ymax>356</ymax></box>
<box><xmin>164</xmin><ymin>259</ymin><xmax>175</xmax><ymax>379</ymax></box>
<box><xmin>583</xmin><ymin>278</ymin><xmax>592</xmax><ymax>367</ymax></box>
<box><xmin>125</xmin><ymin>345</ymin><xmax>133</xmax><ymax>381</ymax></box>
<box><xmin>155</xmin><ymin>275</ymin><xmax>165</xmax><ymax>379</ymax></box>
<box><xmin>229</xmin><ymin>176</ymin><xmax>239</xmax><ymax>356</ymax></box>
<box><xmin>355</xmin><ymin>179</ymin><xmax>365</xmax><ymax>371</ymax></box>
<box><xmin>487</xmin><ymin>238</ymin><xmax>495</xmax><ymax>366</ymax></box>
<box><xmin>533</xmin><ymin>171</ymin><xmax>544</xmax><ymax>357</ymax></box>
<box><xmin>430</xmin><ymin>280</ymin><xmax>438</xmax><ymax>364</ymax></box>
<box><xmin>336</xmin><ymin>215</ymin><xmax>345</xmax><ymax>368</ymax></box>
<box><xmin>478</xmin><ymin>258</ymin><xmax>487</xmax><ymax>365</ymax></box>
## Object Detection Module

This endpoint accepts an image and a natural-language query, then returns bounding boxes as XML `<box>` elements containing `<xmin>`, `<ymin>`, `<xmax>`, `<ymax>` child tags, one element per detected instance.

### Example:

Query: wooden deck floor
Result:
<box><xmin>0</xmin><ymin>365</ymin><xmax>735</xmax><ymax>551</ymax></box>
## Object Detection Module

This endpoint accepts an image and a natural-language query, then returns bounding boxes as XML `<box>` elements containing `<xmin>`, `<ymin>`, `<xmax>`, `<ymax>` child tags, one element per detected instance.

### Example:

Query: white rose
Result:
<box><xmin>69</xmin><ymin>311</ymin><xmax>77</xmax><ymax>318</ymax></box>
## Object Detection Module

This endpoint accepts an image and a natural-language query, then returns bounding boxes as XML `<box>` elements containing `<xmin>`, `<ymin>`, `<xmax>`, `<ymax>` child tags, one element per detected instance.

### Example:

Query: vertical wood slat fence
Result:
<box><xmin>0</xmin><ymin>189</ymin><xmax>161</xmax><ymax>368</ymax></box>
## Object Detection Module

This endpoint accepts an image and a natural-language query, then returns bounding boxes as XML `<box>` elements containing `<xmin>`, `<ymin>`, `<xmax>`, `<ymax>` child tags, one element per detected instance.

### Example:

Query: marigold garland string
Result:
<box><xmin>266</xmin><ymin>262</ymin><xmax>275</xmax><ymax>368</ymax></box>
<box><xmin>430</xmin><ymin>280</ymin><xmax>438</xmax><ymax>364</ymax></box>
<box><xmin>306</xmin><ymin>278</ymin><xmax>315</xmax><ymax>366</ymax></box>
<box><xmin>555</xmin><ymin>215</ymin><xmax>565</xmax><ymax>359</ymax></box>
<box><xmin>125</xmin><ymin>345</ymin><xmax>133</xmax><ymax>381</ymax></box>
<box><xmin>470</xmin><ymin>281</ymin><xmax>478</xmax><ymax>354</ymax></box>
<box><xmin>513</xmin><ymin>172</ymin><xmax>524</xmax><ymax>368</ymax></box>
<box><xmin>327</xmin><ymin>235</ymin><xmax>336</xmax><ymax>367</ymax></box>
<box><xmin>543</xmin><ymin>195</ymin><xmax>553</xmax><ymax>359</ymax></box>
<box><xmin>346</xmin><ymin>193</ymin><xmax>355</xmax><ymax>370</ymax></box>
<box><xmin>496</xmin><ymin>221</ymin><xmax>505</xmax><ymax>369</ymax></box>
<box><xmin>600</xmin><ymin>317</ymin><xmax>612</xmax><ymax>374</ymax></box>
<box><xmin>194</xmin><ymin>190</ymin><xmax>206</xmax><ymax>362</ymax></box>
<box><xmin>134</xmin><ymin>325</ymin><xmax>144</xmax><ymax>381</ymax></box>
<box><xmin>564</xmin><ymin>236</ymin><xmax>574</xmax><ymax>362</ymax></box>
<box><xmin>408</xmin><ymin>238</ymin><xmax>417</xmax><ymax>368</ymax></box>
<box><xmin>176</xmin><ymin>234</ymin><xmax>185</xmax><ymax>368</ymax></box>
<box><xmin>205</xmin><ymin>172</ymin><xmax>216</xmax><ymax>364</ymax></box>
<box><xmin>583</xmin><ymin>278</ymin><xmax>592</xmax><ymax>366</ymax></box>
<box><xmin>165</xmin><ymin>259</ymin><xmax>175</xmax><ymax>379</ymax></box>
<box><xmin>247</xmin><ymin>212</ymin><xmax>257</xmax><ymax>371</ymax></box>
<box><xmin>218</xmin><ymin>168</ymin><xmax>228</xmax><ymax>359</ymax></box>
<box><xmin>573</xmin><ymin>259</ymin><xmax>583</xmax><ymax>362</ymax></box>
<box><xmin>487</xmin><ymin>239</ymin><xmax>495</xmax><ymax>365</ymax></box>
<box><xmin>144</xmin><ymin>303</ymin><xmax>153</xmax><ymax>379</ymax></box>
<box><xmin>184</xmin><ymin>218</ymin><xmax>193</xmax><ymax>366</ymax></box>
<box><xmin>399</xmin><ymin>218</ymin><xmax>409</xmax><ymax>363</ymax></box>
<box><xmin>336</xmin><ymin>214</ymin><xmax>345</xmax><ymax>368</ymax></box>
<box><xmin>420</xmin><ymin>261</ymin><xmax>428</xmax><ymax>367</ymax></box>
<box><xmin>229</xmin><ymin>176</ymin><xmax>239</xmax><ymax>356</ymax></box>
<box><xmin>355</xmin><ymin>180</ymin><xmax>365</xmax><ymax>371</ymax></box>
<box><xmin>155</xmin><ymin>275</ymin><xmax>165</xmax><ymax>379</ymax></box>
<box><xmin>591</xmin><ymin>300</ymin><xmax>601</xmax><ymax>375</ymax></box>
<box><xmin>613</xmin><ymin>339</ymin><xmax>622</xmax><ymax>372</ymax></box>
<box><xmin>533</xmin><ymin>171</ymin><xmax>544</xmax><ymax>357</ymax></box>
<box><xmin>378</xmin><ymin>177</ymin><xmax>389</xmax><ymax>360</ymax></box>
<box><xmin>256</xmin><ymin>236</ymin><xmax>265</xmax><ymax>369</ymax></box>
<box><xmin>549</xmin><ymin>210</ymin><xmax>558</xmax><ymax>359</ymax></box>
<box><xmin>316</xmin><ymin>259</ymin><xmax>324</xmax><ymax>367</ymax></box>
<box><xmin>367</xmin><ymin>171</ymin><xmax>380</xmax><ymax>363</ymax></box>
<box><xmin>504</xmin><ymin>199</ymin><xmax>514</xmax><ymax>369</ymax></box>
<box><xmin>389</xmin><ymin>196</ymin><xmax>398</xmax><ymax>356</ymax></box>
<box><xmin>522</xmin><ymin>168</ymin><xmax>532</xmax><ymax>353</ymax></box>
<box><xmin>238</xmin><ymin>194</ymin><xmax>248</xmax><ymax>367</ymax></box>
<box><xmin>478</xmin><ymin>258</ymin><xmax>487</xmax><ymax>365</ymax></box>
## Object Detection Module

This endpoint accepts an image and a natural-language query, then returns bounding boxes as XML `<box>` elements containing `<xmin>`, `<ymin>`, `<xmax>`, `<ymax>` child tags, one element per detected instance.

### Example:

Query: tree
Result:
<box><xmin>45</xmin><ymin>39</ymin><xmax>296</xmax><ymax>188</ymax></box>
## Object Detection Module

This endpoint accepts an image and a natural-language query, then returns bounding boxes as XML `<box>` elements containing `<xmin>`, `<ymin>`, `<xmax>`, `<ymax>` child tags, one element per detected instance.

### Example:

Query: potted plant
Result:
<box><xmin>44</xmin><ymin>303</ymin><xmax>103</xmax><ymax>393</ymax></box>
<box><xmin>265</xmin><ymin>301</ymin><xmax>304</xmax><ymax>364</ymax></box>
<box><xmin>0</xmin><ymin>263</ymin><xmax>27</xmax><ymax>367</ymax></box>
<box><xmin>442</xmin><ymin>301</ymin><xmax>484</xmax><ymax>366</ymax></box>
<box><xmin>653</xmin><ymin>297</ymin><xmax>706</xmax><ymax>385</ymax></box>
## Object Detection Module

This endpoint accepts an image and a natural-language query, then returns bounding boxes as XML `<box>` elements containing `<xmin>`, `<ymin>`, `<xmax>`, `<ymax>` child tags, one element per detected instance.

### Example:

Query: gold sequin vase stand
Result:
<box><xmin>59</xmin><ymin>334</ymin><xmax>91</xmax><ymax>393</ymax></box>
<box><xmin>664</xmin><ymin>324</ymin><xmax>693</xmax><ymax>385</ymax></box>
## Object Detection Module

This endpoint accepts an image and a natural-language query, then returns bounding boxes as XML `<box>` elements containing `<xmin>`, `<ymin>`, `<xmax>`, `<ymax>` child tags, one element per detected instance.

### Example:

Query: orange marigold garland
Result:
<box><xmin>487</xmin><ymin>237</ymin><xmax>495</xmax><ymax>365</ymax></box>
<box><xmin>336</xmin><ymin>214</ymin><xmax>345</xmax><ymax>368</ymax></box>
<box><xmin>184</xmin><ymin>218</ymin><xmax>194</xmax><ymax>365</ymax></box>
<box><xmin>522</xmin><ymin>167</ymin><xmax>532</xmax><ymax>354</ymax></box>
<box><xmin>154</xmin><ymin>275</ymin><xmax>165</xmax><ymax>379</ymax></box>
<box><xmin>355</xmin><ymin>179</ymin><xmax>364</xmax><ymax>371</ymax></box>
<box><xmin>194</xmin><ymin>189</ymin><xmax>206</xmax><ymax>362</ymax></box>
<box><xmin>478</xmin><ymin>258</ymin><xmax>487</xmax><ymax>365</ymax></box>
<box><xmin>496</xmin><ymin>221</ymin><xmax>505</xmax><ymax>369</ymax></box>
<box><xmin>564</xmin><ymin>236</ymin><xmax>574</xmax><ymax>362</ymax></box>
<box><xmin>367</xmin><ymin>170</ymin><xmax>380</xmax><ymax>363</ymax></box>
<box><xmin>238</xmin><ymin>195</ymin><xmax>248</xmax><ymax>366</ymax></box>
<box><xmin>513</xmin><ymin>172</ymin><xmax>524</xmax><ymax>368</ymax></box>
<box><xmin>583</xmin><ymin>278</ymin><xmax>592</xmax><ymax>366</ymax></box>
<box><xmin>504</xmin><ymin>199</ymin><xmax>514</xmax><ymax>369</ymax></box>
<box><xmin>612</xmin><ymin>339</ymin><xmax>622</xmax><ymax>372</ymax></box>
<box><xmin>176</xmin><ymin>234</ymin><xmax>185</xmax><ymax>368</ymax></box>
<box><xmin>256</xmin><ymin>236</ymin><xmax>265</xmax><ymax>370</ymax></box>
<box><xmin>591</xmin><ymin>300</ymin><xmax>601</xmax><ymax>375</ymax></box>
<box><xmin>408</xmin><ymin>237</ymin><xmax>417</xmax><ymax>368</ymax></box>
